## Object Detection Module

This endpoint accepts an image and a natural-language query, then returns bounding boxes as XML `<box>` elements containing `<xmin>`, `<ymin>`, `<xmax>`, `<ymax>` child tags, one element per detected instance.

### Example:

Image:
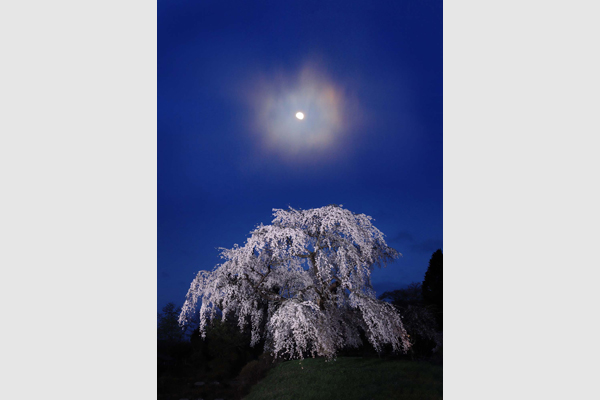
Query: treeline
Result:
<box><xmin>379</xmin><ymin>249</ymin><xmax>443</xmax><ymax>360</ymax></box>
<box><xmin>158</xmin><ymin>314</ymin><xmax>273</xmax><ymax>399</ymax></box>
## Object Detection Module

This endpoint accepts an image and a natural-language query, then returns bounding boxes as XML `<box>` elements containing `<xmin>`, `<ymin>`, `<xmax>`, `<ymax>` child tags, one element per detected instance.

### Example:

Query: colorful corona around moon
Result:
<box><xmin>244</xmin><ymin>63</ymin><xmax>359</xmax><ymax>162</ymax></box>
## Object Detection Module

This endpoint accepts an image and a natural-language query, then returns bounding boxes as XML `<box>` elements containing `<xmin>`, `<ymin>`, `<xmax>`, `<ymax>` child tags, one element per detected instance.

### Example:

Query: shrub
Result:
<box><xmin>236</xmin><ymin>353</ymin><xmax>277</xmax><ymax>398</ymax></box>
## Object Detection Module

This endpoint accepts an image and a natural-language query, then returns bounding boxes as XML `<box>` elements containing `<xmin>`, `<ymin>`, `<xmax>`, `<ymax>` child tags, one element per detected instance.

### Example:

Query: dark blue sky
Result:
<box><xmin>158</xmin><ymin>0</ymin><xmax>442</xmax><ymax>311</ymax></box>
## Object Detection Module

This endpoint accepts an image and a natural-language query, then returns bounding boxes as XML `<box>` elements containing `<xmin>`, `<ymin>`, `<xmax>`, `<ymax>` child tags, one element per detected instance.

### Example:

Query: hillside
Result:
<box><xmin>245</xmin><ymin>357</ymin><xmax>443</xmax><ymax>400</ymax></box>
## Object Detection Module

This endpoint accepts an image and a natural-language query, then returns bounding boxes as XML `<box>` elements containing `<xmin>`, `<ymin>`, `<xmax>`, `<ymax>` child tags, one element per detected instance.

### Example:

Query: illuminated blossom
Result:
<box><xmin>179</xmin><ymin>205</ymin><xmax>410</xmax><ymax>360</ymax></box>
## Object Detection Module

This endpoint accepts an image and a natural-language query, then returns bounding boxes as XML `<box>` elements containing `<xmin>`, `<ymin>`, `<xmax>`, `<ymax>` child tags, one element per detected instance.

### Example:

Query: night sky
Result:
<box><xmin>158</xmin><ymin>0</ymin><xmax>443</xmax><ymax>312</ymax></box>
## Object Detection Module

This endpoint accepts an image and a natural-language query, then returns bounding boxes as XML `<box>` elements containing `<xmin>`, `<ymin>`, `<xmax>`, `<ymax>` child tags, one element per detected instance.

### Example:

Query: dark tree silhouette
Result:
<box><xmin>158</xmin><ymin>302</ymin><xmax>184</xmax><ymax>342</ymax></box>
<box><xmin>380</xmin><ymin>282</ymin><xmax>423</xmax><ymax>307</ymax></box>
<box><xmin>422</xmin><ymin>249</ymin><xmax>443</xmax><ymax>330</ymax></box>
<box><xmin>380</xmin><ymin>282</ymin><xmax>438</xmax><ymax>358</ymax></box>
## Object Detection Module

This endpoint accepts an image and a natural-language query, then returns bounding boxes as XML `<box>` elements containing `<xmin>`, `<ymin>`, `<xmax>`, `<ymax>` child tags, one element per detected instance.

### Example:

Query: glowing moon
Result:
<box><xmin>295</xmin><ymin>111</ymin><xmax>305</xmax><ymax>120</ymax></box>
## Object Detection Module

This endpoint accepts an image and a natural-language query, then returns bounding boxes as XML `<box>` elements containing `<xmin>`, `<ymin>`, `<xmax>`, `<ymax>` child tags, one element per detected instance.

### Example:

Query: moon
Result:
<box><xmin>295</xmin><ymin>111</ymin><xmax>305</xmax><ymax>120</ymax></box>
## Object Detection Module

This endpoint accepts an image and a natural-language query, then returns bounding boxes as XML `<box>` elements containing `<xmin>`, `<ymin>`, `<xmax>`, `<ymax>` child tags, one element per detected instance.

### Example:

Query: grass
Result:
<box><xmin>244</xmin><ymin>356</ymin><xmax>443</xmax><ymax>400</ymax></box>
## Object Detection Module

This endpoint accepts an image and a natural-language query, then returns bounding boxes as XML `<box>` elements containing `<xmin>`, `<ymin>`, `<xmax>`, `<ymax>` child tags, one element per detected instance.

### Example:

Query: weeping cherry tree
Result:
<box><xmin>179</xmin><ymin>205</ymin><xmax>410</xmax><ymax>360</ymax></box>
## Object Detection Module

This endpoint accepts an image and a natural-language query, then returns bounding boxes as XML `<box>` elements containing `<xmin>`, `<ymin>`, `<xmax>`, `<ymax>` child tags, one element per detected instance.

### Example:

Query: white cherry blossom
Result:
<box><xmin>179</xmin><ymin>205</ymin><xmax>410</xmax><ymax>359</ymax></box>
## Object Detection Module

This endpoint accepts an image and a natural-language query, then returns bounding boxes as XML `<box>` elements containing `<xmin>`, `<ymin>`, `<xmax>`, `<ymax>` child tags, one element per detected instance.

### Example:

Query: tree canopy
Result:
<box><xmin>158</xmin><ymin>302</ymin><xmax>184</xmax><ymax>342</ymax></box>
<box><xmin>179</xmin><ymin>205</ymin><xmax>410</xmax><ymax>360</ymax></box>
<box><xmin>422</xmin><ymin>249</ymin><xmax>443</xmax><ymax>330</ymax></box>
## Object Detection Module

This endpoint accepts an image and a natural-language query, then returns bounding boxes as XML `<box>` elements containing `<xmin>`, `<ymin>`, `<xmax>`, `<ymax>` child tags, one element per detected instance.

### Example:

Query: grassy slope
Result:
<box><xmin>245</xmin><ymin>357</ymin><xmax>443</xmax><ymax>400</ymax></box>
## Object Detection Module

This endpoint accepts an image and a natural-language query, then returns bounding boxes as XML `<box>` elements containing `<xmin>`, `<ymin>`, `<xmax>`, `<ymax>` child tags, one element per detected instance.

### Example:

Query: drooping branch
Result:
<box><xmin>179</xmin><ymin>205</ymin><xmax>408</xmax><ymax>360</ymax></box>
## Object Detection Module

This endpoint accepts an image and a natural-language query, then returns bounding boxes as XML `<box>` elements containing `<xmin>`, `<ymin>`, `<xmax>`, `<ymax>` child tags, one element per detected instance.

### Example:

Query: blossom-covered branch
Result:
<box><xmin>179</xmin><ymin>205</ymin><xmax>410</xmax><ymax>359</ymax></box>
